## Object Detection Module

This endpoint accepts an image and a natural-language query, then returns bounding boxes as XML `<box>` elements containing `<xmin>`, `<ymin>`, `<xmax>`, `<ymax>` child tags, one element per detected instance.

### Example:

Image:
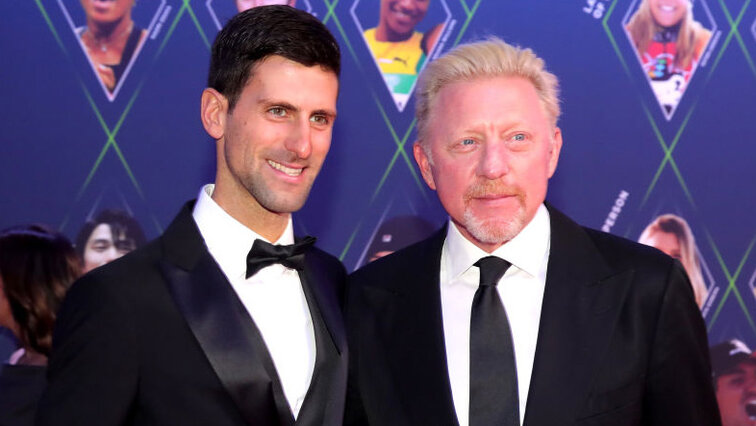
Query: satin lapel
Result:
<box><xmin>523</xmin><ymin>207</ymin><xmax>634</xmax><ymax>426</ymax></box>
<box><xmin>299</xmin><ymin>251</ymin><xmax>346</xmax><ymax>355</ymax></box>
<box><xmin>295</xmin><ymin>250</ymin><xmax>347</xmax><ymax>425</ymax></box>
<box><xmin>159</xmin><ymin>203</ymin><xmax>295</xmax><ymax>426</ymax></box>
<box><xmin>364</xmin><ymin>228</ymin><xmax>459</xmax><ymax>426</ymax></box>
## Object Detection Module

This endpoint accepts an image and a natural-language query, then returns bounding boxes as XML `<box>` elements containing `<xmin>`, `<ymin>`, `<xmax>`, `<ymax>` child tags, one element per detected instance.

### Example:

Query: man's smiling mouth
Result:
<box><xmin>268</xmin><ymin>160</ymin><xmax>303</xmax><ymax>177</ymax></box>
<box><xmin>746</xmin><ymin>400</ymin><xmax>756</xmax><ymax>420</ymax></box>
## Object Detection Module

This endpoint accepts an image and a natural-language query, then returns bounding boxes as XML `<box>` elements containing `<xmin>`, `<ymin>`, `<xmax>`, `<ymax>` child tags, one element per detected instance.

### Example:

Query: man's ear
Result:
<box><xmin>547</xmin><ymin>127</ymin><xmax>563</xmax><ymax>178</ymax></box>
<box><xmin>201</xmin><ymin>88</ymin><xmax>228</xmax><ymax>140</ymax></box>
<box><xmin>413</xmin><ymin>142</ymin><xmax>436</xmax><ymax>190</ymax></box>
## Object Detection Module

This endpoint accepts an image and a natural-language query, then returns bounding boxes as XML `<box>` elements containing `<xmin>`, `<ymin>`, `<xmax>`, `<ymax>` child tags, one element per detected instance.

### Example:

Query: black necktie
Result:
<box><xmin>470</xmin><ymin>256</ymin><xmax>519</xmax><ymax>426</ymax></box>
<box><xmin>245</xmin><ymin>236</ymin><xmax>316</xmax><ymax>279</ymax></box>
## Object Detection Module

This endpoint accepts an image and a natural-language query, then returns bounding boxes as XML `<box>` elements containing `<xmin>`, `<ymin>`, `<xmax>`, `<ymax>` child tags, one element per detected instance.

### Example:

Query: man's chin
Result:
<box><xmin>461</xmin><ymin>211</ymin><xmax>524</xmax><ymax>246</ymax></box>
<box><xmin>253</xmin><ymin>189</ymin><xmax>310</xmax><ymax>215</ymax></box>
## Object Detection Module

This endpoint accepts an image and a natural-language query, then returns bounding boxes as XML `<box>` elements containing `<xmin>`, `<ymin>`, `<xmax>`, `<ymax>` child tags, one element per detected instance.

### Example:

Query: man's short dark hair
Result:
<box><xmin>75</xmin><ymin>209</ymin><xmax>147</xmax><ymax>259</ymax></box>
<box><xmin>710</xmin><ymin>339</ymin><xmax>756</xmax><ymax>390</ymax></box>
<box><xmin>208</xmin><ymin>5</ymin><xmax>341</xmax><ymax>111</ymax></box>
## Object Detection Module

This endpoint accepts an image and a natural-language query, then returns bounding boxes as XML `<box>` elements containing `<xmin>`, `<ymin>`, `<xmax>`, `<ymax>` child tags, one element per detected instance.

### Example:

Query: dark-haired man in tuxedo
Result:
<box><xmin>345</xmin><ymin>37</ymin><xmax>720</xmax><ymax>426</ymax></box>
<box><xmin>37</xmin><ymin>6</ymin><xmax>346</xmax><ymax>425</ymax></box>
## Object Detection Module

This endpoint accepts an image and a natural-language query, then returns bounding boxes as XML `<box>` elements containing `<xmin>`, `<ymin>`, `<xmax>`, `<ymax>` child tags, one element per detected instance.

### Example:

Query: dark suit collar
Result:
<box><xmin>364</xmin><ymin>226</ymin><xmax>460</xmax><ymax>425</ymax></box>
<box><xmin>301</xmin><ymin>252</ymin><xmax>346</xmax><ymax>355</ymax></box>
<box><xmin>523</xmin><ymin>205</ymin><xmax>634</xmax><ymax>425</ymax></box>
<box><xmin>296</xmin><ymin>252</ymin><xmax>347</xmax><ymax>425</ymax></box>
<box><xmin>160</xmin><ymin>202</ymin><xmax>294</xmax><ymax>425</ymax></box>
<box><xmin>160</xmin><ymin>202</ymin><xmax>347</xmax><ymax>426</ymax></box>
<box><xmin>160</xmin><ymin>201</ymin><xmax>204</xmax><ymax>270</ymax></box>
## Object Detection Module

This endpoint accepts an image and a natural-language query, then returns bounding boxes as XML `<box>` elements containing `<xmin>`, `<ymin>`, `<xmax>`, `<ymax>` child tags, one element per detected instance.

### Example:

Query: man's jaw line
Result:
<box><xmin>452</xmin><ymin>217</ymin><xmax>510</xmax><ymax>254</ymax></box>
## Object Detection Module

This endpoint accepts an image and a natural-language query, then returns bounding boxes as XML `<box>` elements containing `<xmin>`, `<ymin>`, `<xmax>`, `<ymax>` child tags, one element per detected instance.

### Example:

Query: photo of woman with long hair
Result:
<box><xmin>626</xmin><ymin>0</ymin><xmax>711</xmax><ymax>117</ymax></box>
<box><xmin>638</xmin><ymin>214</ymin><xmax>708</xmax><ymax>309</ymax></box>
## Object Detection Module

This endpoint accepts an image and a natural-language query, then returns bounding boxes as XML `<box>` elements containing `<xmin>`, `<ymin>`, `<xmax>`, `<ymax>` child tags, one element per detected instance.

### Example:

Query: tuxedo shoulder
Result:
<box><xmin>348</xmin><ymin>231</ymin><xmax>439</xmax><ymax>286</ymax></box>
<box><xmin>308</xmin><ymin>245</ymin><xmax>346</xmax><ymax>273</ymax></box>
<box><xmin>68</xmin><ymin>238</ymin><xmax>164</xmax><ymax>300</ymax></box>
<box><xmin>582</xmin><ymin>226</ymin><xmax>676</xmax><ymax>273</ymax></box>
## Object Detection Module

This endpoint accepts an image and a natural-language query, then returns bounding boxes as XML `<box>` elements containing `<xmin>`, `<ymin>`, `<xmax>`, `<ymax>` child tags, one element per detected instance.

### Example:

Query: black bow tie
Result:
<box><xmin>245</xmin><ymin>236</ymin><xmax>316</xmax><ymax>279</ymax></box>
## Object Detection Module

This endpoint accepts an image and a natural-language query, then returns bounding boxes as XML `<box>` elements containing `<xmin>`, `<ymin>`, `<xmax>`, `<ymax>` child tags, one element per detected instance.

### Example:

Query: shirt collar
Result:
<box><xmin>444</xmin><ymin>204</ymin><xmax>551</xmax><ymax>279</ymax></box>
<box><xmin>192</xmin><ymin>184</ymin><xmax>294</xmax><ymax>279</ymax></box>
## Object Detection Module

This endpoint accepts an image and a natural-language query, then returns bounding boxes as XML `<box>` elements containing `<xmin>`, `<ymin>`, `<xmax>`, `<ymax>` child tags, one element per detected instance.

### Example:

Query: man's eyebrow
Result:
<box><xmin>312</xmin><ymin>108</ymin><xmax>337</xmax><ymax>119</ymax></box>
<box><xmin>258</xmin><ymin>100</ymin><xmax>336</xmax><ymax>118</ymax></box>
<box><xmin>259</xmin><ymin>99</ymin><xmax>298</xmax><ymax>111</ymax></box>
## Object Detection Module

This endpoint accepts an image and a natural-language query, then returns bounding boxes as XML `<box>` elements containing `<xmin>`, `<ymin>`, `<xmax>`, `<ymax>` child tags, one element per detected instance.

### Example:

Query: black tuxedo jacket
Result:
<box><xmin>345</xmin><ymin>206</ymin><xmax>720</xmax><ymax>426</ymax></box>
<box><xmin>36</xmin><ymin>202</ymin><xmax>348</xmax><ymax>426</ymax></box>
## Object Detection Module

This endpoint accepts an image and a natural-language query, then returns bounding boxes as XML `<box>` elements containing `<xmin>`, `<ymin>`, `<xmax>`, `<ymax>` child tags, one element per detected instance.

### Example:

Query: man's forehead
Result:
<box><xmin>239</xmin><ymin>57</ymin><xmax>338</xmax><ymax>108</ymax></box>
<box><xmin>428</xmin><ymin>76</ymin><xmax>553</xmax><ymax>135</ymax></box>
<box><xmin>248</xmin><ymin>55</ymin><xmax>339</xmax><ymax>80</ymax></box>
<box><xmin>719</xmin><ymin>360</ymin><xmax>756</xmax><ymax>377</ymax></box>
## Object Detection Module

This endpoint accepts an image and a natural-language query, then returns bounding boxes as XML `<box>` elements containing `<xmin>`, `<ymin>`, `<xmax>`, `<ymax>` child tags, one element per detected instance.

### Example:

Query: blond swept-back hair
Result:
<box><xmin>626</xmin><ymin>0</ymin><xmax>711</xmax><ymax>71</ymax></box>
<box><xmin>638</xmin><ymin>214</ymin><xmax>708</xmax><ymax>308</ymax></box>
<box><xmin>415</xmin><ymin>37</ymin><xmax>560</xmax><ymax>145</ymax></box>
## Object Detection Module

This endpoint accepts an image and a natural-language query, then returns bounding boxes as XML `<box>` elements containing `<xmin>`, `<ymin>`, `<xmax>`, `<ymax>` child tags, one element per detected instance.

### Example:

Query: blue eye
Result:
<box><xmin>268</xmin><ymin>107</ymin><xmax>287</xmax><ymax>117</ymax></box>
<box><xmin>310</xmin><ymin>114</ymin><xmax>329</xmax><ymax>125</ymax></box>
<box><xmin>461</xmin><ymin>138</ymin><xmax>475</xmax><ymax>146</ymax></box>
<box><xmin>513</xmin><ymin>133</ymin><xmax>526</xmax><ymax>141</ymax></box>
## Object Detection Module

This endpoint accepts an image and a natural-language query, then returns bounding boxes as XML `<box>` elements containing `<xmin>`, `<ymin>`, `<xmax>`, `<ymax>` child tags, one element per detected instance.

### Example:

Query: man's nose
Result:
<box><xmin>477</xmin><ymin>141</ymin><xmax>510</xmax><ymax>180</ymax></box>
<box><xmin>284</xmin><ymin>118</ymin><xmax>313</xmax><ymax>159</ymax></box>
<box><xmin>104</xmin><ymin>246</ymin><xmax>120</xmax><ymax>263</ymax></box>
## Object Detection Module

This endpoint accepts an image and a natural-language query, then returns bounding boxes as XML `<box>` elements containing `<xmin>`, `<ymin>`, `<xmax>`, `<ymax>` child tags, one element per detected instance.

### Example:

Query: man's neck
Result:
<box><xmin>210</xmin><ymin>186</ymin><xmax>289</xmax><ymax>242</ymax></box>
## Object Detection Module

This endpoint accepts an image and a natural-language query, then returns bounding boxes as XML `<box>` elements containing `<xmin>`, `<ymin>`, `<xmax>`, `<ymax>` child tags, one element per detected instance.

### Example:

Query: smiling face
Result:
<box><xmin>203</xmin><ymin>55</ymin><xmax>338</xmax><ymax>238</ymax></box>
<box><xmin>378</xmin><ymin>0</ymin><xmax>430</xmax><ymax>41</ymax></box>
<box><xmin>414</xmin><ymin>76</ymin><xmax>561</xmax><ymax>252</ymax></box>
<box><xmin>716</xmin><ymin>361</ymin><xmax>756</xmax><ymax>426</ymax></box>
<box><xmin>80</xmin><ymin>0</ymin><xmax>134</xmax><ymax>26</ymax></box>
<box><xmin>648</xmin><ymin>0</ymin><xmax>688</xmax><ymax>28</ymax></box>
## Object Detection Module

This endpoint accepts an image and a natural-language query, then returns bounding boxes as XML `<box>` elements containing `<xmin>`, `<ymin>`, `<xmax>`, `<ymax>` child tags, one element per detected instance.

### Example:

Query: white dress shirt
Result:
<box><xmin>192</xmin><ymin>184</ymin><xmax>315</xmax><ymax>418</ymax></box>
<box><xmin>440</xmin><ymin>204</ymin><xmax>551</xmax><ymax>426</ymax></box>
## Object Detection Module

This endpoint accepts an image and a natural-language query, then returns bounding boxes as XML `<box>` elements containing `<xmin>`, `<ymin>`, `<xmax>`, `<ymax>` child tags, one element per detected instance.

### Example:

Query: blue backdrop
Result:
<box><xmin>1</xmin><ymin>0</ymin><xmax>755</xmax><ymax>376</ymax></box>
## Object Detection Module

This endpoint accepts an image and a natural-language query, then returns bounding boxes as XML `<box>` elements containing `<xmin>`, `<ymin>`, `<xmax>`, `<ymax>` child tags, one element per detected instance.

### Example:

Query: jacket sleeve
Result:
<box><xmin>641</xmin><ymin>261</ymin><xmax>721</xmax><ymax>425</ymax></box>
<box><xmin>36</xmin><ymin>274</ymin><xmax>139</xmax><ymax>426</ymax></box>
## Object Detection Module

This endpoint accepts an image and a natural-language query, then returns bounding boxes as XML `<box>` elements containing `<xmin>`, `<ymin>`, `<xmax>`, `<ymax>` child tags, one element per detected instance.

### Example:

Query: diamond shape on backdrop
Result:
<box><xmin>350</xmin><ymin>0</ymin><xmax>452</xmax><ymax>112</ymax></box>
<box><xmin>635</xmin><ymin>211</ymin><xmax>719</xmax><ymax>318</ymax></box>
<box><xmin>57</xmin><ymin>0</ymin><xmax>168</xmax><ymax>102</ymax></box>
<box><xmin>206</xmin><ymin>0</ymin><xmax>315</xmax><ymax>31</ymax></box>
<box><xmin>621</xmin><ymin>0</ymin><xmax>717</xmax><ymax>120</ymax></box>
<box><xmin>752</xmin><ymin>15</ymin><xmax>756</xmax><ymax>43</ymax></box>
